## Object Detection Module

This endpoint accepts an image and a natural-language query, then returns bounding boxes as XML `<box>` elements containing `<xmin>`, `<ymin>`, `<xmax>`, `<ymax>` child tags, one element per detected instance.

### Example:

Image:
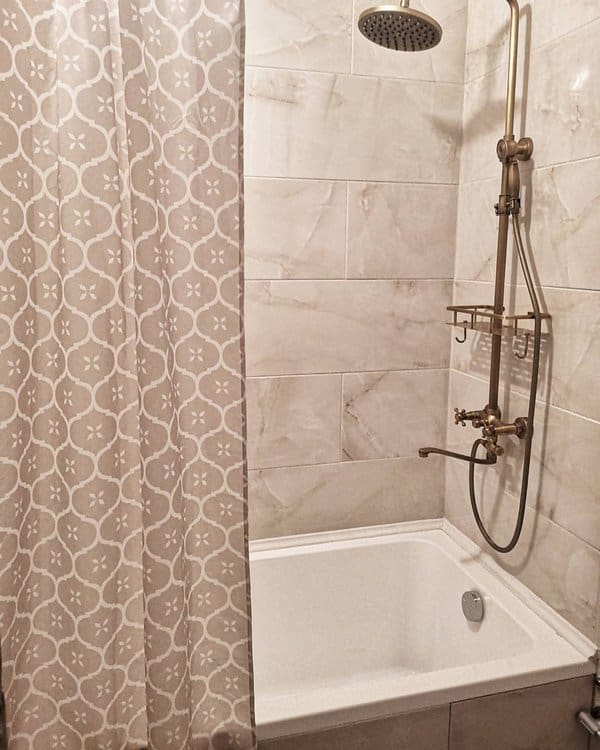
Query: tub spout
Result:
<box><xmin>418</xmin><ymin>446</ymin><xmax>496</xmax><ymax>465</ymax></box>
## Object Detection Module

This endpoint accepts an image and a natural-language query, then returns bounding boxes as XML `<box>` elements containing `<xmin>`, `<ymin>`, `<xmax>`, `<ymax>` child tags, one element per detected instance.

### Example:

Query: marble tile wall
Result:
<box><xmin>244</xmin><ymin>0</ymin><xmax>466</xmax><ymax>538</ymax></box>
<box><xmin>447</xmin><ymin>2</ymin><xmax>600</xmax><ymax>644</ymax></box>
<box><xmin>245</xmin><ymin>2</ymin><xmax>600</xmax><ymax>650</ymax></box>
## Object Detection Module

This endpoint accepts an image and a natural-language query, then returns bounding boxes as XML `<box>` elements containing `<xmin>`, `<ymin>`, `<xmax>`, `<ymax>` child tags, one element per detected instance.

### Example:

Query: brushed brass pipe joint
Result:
<box><xmin>496</xmin><ymin>136</ymin><xmax>534</xmax><ymax>163</ymax></box>
<box><xmin>485</xmin><ymin>438</ymin><xmax>505</xmax><ymax>457</ymax></box>
<box><xmin>482</xmin><ymin>416</ymin><xmax>528</xmax><ymax>440</ymax></box>
<box><xmin>454</xmin><ymin>408</ymin><xmax>487</xmax><ymax>427</ymax></box>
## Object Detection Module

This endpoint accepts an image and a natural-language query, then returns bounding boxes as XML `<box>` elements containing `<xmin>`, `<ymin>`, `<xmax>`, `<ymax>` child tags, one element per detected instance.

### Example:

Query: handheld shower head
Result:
<box><xmin>358</xmin><ymin>3</ymin><xmax>442</xmax><ymax>52</ymax></box>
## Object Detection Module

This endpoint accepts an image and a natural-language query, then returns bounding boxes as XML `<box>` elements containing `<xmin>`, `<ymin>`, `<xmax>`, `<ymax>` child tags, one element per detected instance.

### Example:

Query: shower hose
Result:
<box><xmin>467</xmin><ymin>214</ymin><xmax>544</xmax><ymax>554</ymax></box>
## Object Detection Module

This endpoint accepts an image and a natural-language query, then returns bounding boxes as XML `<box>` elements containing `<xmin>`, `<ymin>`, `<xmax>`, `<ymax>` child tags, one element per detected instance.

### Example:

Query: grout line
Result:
<box><xmin>460</xmin><ymin>152</ymin><xmax>600</xmax><ymax>186</ymax></box>
<box><xmin>454</xmin><ymin>278</ymin><xmax>600</xmax><ymax>295</ymax></box>
<box><xmin>248</xmin><ymin>366</ymin><xmax>451</xmax><ymax>379</ymax></box>
<box><xmin>249</xmin><ymin>454</ymin><xmax>432</xmax><ymax>474</ymax></box>
<box><xmin>245</xmin><ymin>62</ymin><xmax>464</xmax><ymax>88</ymax></box>
<box><xmin>244</xmin><ymin>174</ymin><xmax>460</xmax><ymax>188</ymax></box>
<box><xmin>344</xmin><ymin>181</ymin><xmax>350</xmax><ymax>280</ymax></box>
<box><xmin>533</xmin><ymin>12</ymin><xmax>600</xmax><ymax>52</ymax></box>
<box><xmin>245</xmin><ymin>276</ymin><xmax>452</xmax><ymax>284</ymax></box>
<box><xmin>449</xmin><ymin>367</ymin><xmax>600</xmax><ymax>427</ymax></box>
<box><xmin>350</xmin><ymin>0</ymin><xmax>357</xmax><ymax>75</ymax></box>
<box><xmin>464</xmin><ymin>55</ymin><xmax>515</xmax><ymax>88</ymax></box>
<box><xmin>339</xmin><ymin>372</ymin><xmax>345</xmax><ymax>463</ymax></box>
<box><xmin>246</xmin><ymin>277</ymin><xmax>454</xmax><ymax>283</ymax></box>
<box><xmin>461</xmin><ymin>0</ymin><xmax>472</xmax><ymax>92</ymax></box>
<box><xmin>247</xmin><ymin>368</ymin><xmax>450</xmax><ymax>381</ymax></box>
<box><xmin>458</xmin><ymin>153</ymin><xmax>600</xmax><ymax>189</ymax></box>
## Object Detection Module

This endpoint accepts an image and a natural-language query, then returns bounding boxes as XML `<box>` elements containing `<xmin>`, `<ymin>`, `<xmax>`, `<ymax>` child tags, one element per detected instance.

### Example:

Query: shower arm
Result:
<box><xmin>420</xmin><ymin>0</ymin><xmax>548</xmax><ymax>553</ymax></box>
<box><xmin>504</xmin><ymin>0</ymin><xmax>519</xmax><ymax>138</ymax></box>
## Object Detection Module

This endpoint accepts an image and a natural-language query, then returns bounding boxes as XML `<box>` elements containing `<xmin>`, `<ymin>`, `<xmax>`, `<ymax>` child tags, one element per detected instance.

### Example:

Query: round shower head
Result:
<box><xmin>358</xmin><ymin>4</ymin><xmax>442</xmax><ymax>52</ymax></box>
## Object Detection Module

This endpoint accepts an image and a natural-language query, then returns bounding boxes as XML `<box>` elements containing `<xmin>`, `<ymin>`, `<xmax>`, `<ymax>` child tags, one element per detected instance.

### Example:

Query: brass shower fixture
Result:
<box><xmin>358</xmin><ymin>1</ymin><xmax>442</xmax><ymax>52</ymax></box>
<box><xmin>360</xmin><ymin>0</ymin><xmax>549</xmax><ymax>553</ymax></box>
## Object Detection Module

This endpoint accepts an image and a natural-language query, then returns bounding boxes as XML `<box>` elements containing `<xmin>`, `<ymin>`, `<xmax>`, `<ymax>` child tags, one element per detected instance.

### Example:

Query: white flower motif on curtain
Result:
<box><xmin>0</xmin><ymin>0</ymin><xmax>255</xmax><ymax>748</ymax></box>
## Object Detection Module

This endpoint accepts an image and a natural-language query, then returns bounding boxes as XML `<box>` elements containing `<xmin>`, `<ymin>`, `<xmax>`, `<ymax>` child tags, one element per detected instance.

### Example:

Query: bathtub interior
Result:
<box><xmin>250</xmin><ymin>532</ymin><xmax>534</xmax><ymax>697</ymax></box>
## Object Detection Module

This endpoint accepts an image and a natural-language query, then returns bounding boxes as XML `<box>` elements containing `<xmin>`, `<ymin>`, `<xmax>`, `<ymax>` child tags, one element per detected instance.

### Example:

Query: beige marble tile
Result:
<box><xmin>460</xmin><ymin>65</ymin><xmax>522</xmax><ymax>185</ymax></box>
<box><xmin>456</xmin><ymin>158</ymin><xmax>600</xmax><ymax>292</ymax></box>
<box><xmin>245</xmin><ymin>68</ymin><xmax>463</xmax><ymax>183</ymax></box>
<box><xmin>245</xmin><ymin>279</ymin><xmax>452</xmax><ymax>376</ymax></box>
<box><xmin>342</xmin><ymin>369</ymin><xmax>447</xmax><ymax>460</ymax></box>
<box><xmin>454</xmin><ymin>177</ymin><xmax>515</xmax><ymax>284</ymax></box>
<box><xmin>519</xmin><ymin>521</ymin><xmax>600</xmax><ymax>642</ymax></box>
<box><xmin>260</xmin><ymin>705</ymin><xmax>450</xmax><ymax>750</ymax></box>
<box><xmin>450</xmin><ymin>280</ymin><xmax>600</xmax><ymax>421</ymax></box>
<box><xmin>465</xmin><ymin>0</ymin><xmax>600</xmax><ymax>83</ymax></box>
<box><xmin>444</xmin><ymin>377</ymin><xmax>600</xmax><ymax>640</ymax></box>
<box><xmin>528</xmin><ymin>406</ymin><xmax>600</xmax><ymax>552</ymax></box>
<box><xmin>446</xmin><ymin>467</ymin><xmax>600</xmax><ymax>640</ymax></box>
<box><xmin>544</xmin><ymin>286</ymin><xmax>600</xmax><ymax>422</ymax></box>
<box><xmin>246</xmin><ymin>375</ymin><xmax>341</xmax><ymax>470</ymax></box>
<box><xmin>527</xmin><ymin>159</ymin><xmax>600</xmax><ymax>291</ymax></box>
<box><xmin>449</xmin><ymin>677</ymin><xmax>592</xmax><ymax>750</ymax></box>
<box><xmin>446</xmin><ymin>370</ymin><xmax>600</xmax><ymax>552</ymax></box>
<box><xmin>464</xmin><ymin>0</ymin><xmax>527</xmax><ymax>84</ymax></box>
<box><xmin>244</xmin><ymin>178</ymin><xmax>347</xmax><ymax>280</ymax></box>
<box><xmin>347</xmin><ymin>182</ymin><xmax>457</xmax><ymax>279</ymax></box>
<box><xmin>353</xmin><ymin>0</ymin><xmax>467</xmax><ymax>84</ymax></box>
<box><xmin>463</xmin><ymin>19</ymin><xmax>600</xmax><ymax>179</ymax></box>
<box><xmin>529</xmin><ymin>20</ymin><xmax>600</xmax><ymax>170</ymax></box>
<box><xmin>249</xmin><ymin>456</ymin><xmax>444</xmax><ymax>539</ymax></box>
<box><xmin>531</xmin><ymin>0</ymin><xmax>600</xmax><ymax>50</ymax></box>
<box><xmin>245</xmin><ymin>0</ymin><xmax>352</xmax><ymax>74</ymax></box>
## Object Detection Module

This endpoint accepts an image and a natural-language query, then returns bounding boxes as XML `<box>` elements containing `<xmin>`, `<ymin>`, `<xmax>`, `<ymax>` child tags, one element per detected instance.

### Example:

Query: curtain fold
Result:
<box><xmin>0</xmin><ymin>1</ymin><xmax>254</xmax><ymax>747</ymax></box>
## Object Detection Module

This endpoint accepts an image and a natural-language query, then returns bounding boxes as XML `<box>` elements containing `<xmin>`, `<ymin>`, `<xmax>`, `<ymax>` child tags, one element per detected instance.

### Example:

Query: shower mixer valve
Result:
<box><xmin>453</xmin><ymin>406</ymin><xmax>528</xmax><ymax>452</ymax></box>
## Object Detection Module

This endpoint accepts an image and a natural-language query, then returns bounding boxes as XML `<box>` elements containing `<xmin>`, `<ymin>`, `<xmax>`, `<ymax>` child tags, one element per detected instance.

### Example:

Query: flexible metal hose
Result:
<box><xmin>467</xmin><ymin>215</ymin><xmax>543</xmax><ymax>553</ymax></box>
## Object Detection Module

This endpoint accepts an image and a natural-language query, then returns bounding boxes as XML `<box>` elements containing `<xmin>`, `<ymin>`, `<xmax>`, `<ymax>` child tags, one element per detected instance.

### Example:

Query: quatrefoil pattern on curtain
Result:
<box><xmin>0</xmin><ymin>0</ymin><xmax>254</xmax><ymax>748</ymax></box>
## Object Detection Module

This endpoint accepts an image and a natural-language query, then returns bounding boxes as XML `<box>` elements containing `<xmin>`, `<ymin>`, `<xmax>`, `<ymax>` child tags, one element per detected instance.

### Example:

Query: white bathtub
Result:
<box><xmin>250</xmin><ymin>520</ymin><xmax>596</xmax><ymax>741</ymax></box>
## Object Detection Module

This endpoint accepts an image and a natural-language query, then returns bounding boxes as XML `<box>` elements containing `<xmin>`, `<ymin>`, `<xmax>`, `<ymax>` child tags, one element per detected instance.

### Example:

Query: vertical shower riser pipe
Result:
<box><xmin>488</xmin><ymin>0</ymin><xmax>521</xmax><ymax>415</ymax></box>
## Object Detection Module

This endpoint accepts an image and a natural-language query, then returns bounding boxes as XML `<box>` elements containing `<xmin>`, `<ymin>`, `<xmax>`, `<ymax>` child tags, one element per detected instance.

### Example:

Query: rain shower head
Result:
<box><xmin>358</xmin><ymin>3</ymin><xmax>442</xmax><ymax>52</ymax></box>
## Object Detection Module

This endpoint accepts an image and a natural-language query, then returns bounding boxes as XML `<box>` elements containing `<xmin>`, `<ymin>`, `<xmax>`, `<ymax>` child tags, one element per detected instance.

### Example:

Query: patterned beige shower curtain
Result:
<box><xmin>0</xmin><ymin>0</ymin><xmax>254</xmax><ymax>748</ymax></box>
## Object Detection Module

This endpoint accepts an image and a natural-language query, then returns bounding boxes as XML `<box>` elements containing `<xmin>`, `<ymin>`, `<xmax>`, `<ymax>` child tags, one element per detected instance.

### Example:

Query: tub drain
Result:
<box><xmin>462</xmin><ymin>590</ymin><xmax>484</xmax><ymax>622</ymax></box>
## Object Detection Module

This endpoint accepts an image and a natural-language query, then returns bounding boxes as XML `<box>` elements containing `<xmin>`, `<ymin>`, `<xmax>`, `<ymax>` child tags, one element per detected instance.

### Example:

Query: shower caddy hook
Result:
<box><xmin>418</xmin><ymin>0</ymin><xmax>550</xmax><ymax>554</ymax></box>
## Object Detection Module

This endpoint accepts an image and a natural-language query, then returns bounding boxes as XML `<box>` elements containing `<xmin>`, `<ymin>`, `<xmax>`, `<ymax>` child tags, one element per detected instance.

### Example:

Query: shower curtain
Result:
<box><xmin>0</xmin><ymin>1</ymin><xmax>254</xmax><ymax>748</ymax></box>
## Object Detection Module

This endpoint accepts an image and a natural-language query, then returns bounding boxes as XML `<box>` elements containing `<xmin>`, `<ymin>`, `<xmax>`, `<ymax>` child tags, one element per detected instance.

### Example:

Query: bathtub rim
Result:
<box><xmin>250</xmin><ymin>518</ymin><xmax>595</xmax><ymax>658</ymax></box>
